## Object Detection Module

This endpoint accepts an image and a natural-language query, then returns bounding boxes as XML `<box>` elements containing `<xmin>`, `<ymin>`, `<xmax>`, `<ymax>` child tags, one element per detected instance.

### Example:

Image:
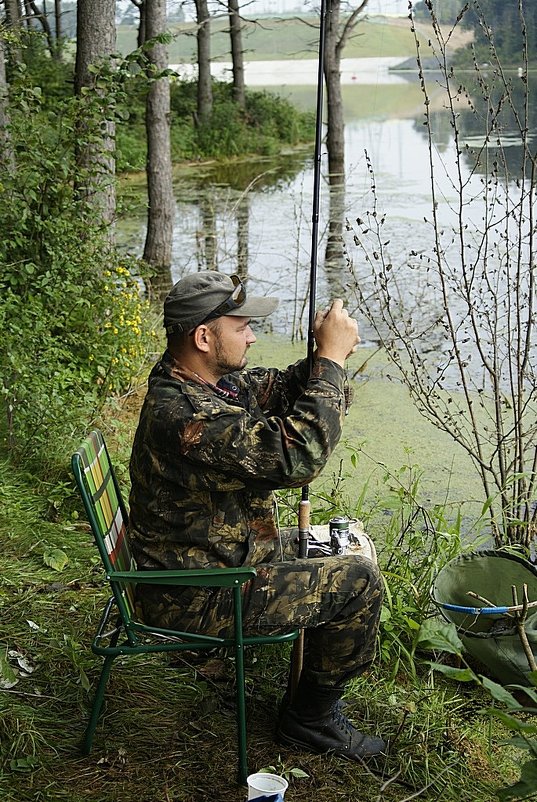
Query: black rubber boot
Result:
<box><xmin>276</xmin><ymin>678</ymin><xmax>386</xmax><ymax>761</ymax></box>
<box><xmin>277</xmin><ymin>688</ymin><xmax>346</xmax><ymax>724</ymax></box>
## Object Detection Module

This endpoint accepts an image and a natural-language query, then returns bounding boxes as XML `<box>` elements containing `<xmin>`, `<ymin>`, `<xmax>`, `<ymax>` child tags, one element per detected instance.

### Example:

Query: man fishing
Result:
<box><xmin>128</xmin><ymin>270</ymin><xmax>386</xmax><ymax>761</ymax></box>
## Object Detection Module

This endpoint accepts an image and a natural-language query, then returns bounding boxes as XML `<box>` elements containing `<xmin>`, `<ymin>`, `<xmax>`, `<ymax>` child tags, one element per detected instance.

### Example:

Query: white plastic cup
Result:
<box><xmin>246</xmin><ymin>772</ymin><xmax>288</xmax><ymax>800</ymax></box>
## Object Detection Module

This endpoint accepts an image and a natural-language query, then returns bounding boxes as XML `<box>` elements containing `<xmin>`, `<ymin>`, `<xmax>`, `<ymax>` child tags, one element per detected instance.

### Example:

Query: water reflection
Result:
<box><xmin>125</xmin><ymin>70</ymin><xmax>536</xmax><ymax>362</ymax></box>
<box><xmin>346</xmin><ymin>70</ymin><xmax>537</xmax><ymax>396</ymax></box>
<box><xmin>166</xmin><ymin>149</ymin><xmax>316</xmax><ymax>324</ymax></box>
<box><xmin>198</xmin><ymin>192</ymin><xmax>218</xmax><ymax>270</ymax></box>
<box><xmin>182</xmin><ymin>152</ymin><xmax>313</xmax><ymax>193</ymax></box>
<box><xmin>411</xmin><ymin>71</ymin><xmax>537</xmax><ymax>179</ymax></box>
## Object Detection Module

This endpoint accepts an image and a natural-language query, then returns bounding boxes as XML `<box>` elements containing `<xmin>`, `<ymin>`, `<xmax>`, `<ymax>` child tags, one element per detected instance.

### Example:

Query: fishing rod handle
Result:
<box><xmin>298</xmin><ymin>498</ymin><xmax>311</xmax><ymax>559</ymax></box>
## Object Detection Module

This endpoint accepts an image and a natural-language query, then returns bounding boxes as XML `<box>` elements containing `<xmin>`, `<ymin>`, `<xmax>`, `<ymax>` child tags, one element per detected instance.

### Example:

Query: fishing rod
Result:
<box><xmin>289</xmin><ymin>0</ymin><xmax>329</xmax><ymax>698</ymax></box>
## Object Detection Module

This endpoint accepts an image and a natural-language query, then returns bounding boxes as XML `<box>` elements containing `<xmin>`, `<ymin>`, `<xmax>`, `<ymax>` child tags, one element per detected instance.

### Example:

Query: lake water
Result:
<box><xmin>170</xmin><ymin>56</ymin><xmax>408</xmax><ymax>86</ymax></box>
<box><xmin>158</xmin><ymin>59</ymin><xmax>535</xmax><ymax>349</ymax></box>
<box><xmin>122</xmin><ymin>58</ymin><xmax>536</xmax><ymax>521</ymax></box>
<box><xmin>156</xmin><ymin>61</ymin><xmax>443</xmax><ymax>334</ymax></box>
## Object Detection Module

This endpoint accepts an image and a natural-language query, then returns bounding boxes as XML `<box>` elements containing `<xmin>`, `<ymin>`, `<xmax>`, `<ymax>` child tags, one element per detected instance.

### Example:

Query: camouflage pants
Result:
<box><xmin>138</xmin><ymin>529</ymin><xmax>383</xmax><ymax>688</ymax></box>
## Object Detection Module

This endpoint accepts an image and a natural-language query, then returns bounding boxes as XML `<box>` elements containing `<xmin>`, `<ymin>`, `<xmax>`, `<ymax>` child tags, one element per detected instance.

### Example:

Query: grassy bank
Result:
<box><xmin>2</xmin><ymin>14</ymin><xmax>535</xmax><ymax>801</ymax></box>
<box><xmin>0</xmin><ymin>334</ymin><xmax>528</xmax><ymax>802</ymax></box>
<box><xmin>117</xmin><ymin>15</ymin><xmax>426</xmax><ymax>64</ymax></box>
<box><xmin>0</xmin><ymin>446</ymin><xmax>520</xmax><ymax>802</ymax></box>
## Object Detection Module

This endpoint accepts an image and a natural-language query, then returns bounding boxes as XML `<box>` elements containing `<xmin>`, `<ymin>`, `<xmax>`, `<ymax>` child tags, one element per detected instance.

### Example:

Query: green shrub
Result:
<box><xmin>116</xmin><ymin>121</ymin><xmax>148</xmax><ymax>172</ymax></box>
<box><xmin>245</xmin><ymin>89</ymin><xmax>314</xmax><ymax>144</ymax></box>
<box><xmin>169</xmin><ymin>80</ymin><xmax>315</xmax><ymax>159</ymax></box>
<box><xmin>7</xmin><ymin>30</ymin><xmax>75</xmax><ymax>105</ymax></box>
<box><xmin>0</xmin><ymin>82</ymin><xmax>154</xmax><ymax>475</ymax></box>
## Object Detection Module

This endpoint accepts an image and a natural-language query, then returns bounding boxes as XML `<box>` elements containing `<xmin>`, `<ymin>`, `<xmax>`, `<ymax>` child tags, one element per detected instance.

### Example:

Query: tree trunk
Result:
<box><xmin>54</xmin><ymin>0</ymin><xmax>62</xmax><ymax>59</ymax></box>
<box><xmin>323</xmin><ymin>1</ymin><xmax>345</xmax><ymax>270</ymax></box>
<box><xmin>143</xmin><ymin>0</ymin><xmax>175</xmax><ymax>297</ymax></box>
<box><xmin>228</xmin><ymin>0</ymin><xmax>245</xmax><ymax>108</ymax></box>
<box><xmin>195</xmin><ymin>0</ymin><xmax>212</xmax><ymax>125</ymax></box>
<box><xmin>4</xmin><ymin>0</ymin><xmax>23</xmax><ymax>65</ymax></box>
<box><xmin>4</xmin><ymin>0</ymin><xmax>22</xmax><ymax>27</ymax></box>
<box><xmin>138</xmin><ymin>0</ymin><xmax>147</xmax><ymax>48</ymax></box>
<box><xmin>74</xmin><ymin>0</ymin><xmax>116</xmax><ymax>230</ymax></box>
<box><xmin>323</xmin><ymin>0</ymin><xmax>368</xmax><ymax>271</ymax></box>
<box><xmin>27</xmin><ymin>0</ymin><xmax>55</xmax><ymax>58</ymax></box>
<box><xmin>23</xmin><ymin>0</ymin><xmax>32</xmax><ymax>30</ymax></box>
<box><xmin>127</xmin><ymin>0</ymin><xmax>146</xmax><ymax>47</ymax></box>
<box><xmin>236</xmin><ymin>194</ymin><xmax>249</xmax><ymax>278</ymax></box>
<box><xmin>0</xmin><ymin>35</ymin><xmax>15</xmax><ymax>173</ymax></box>
<box><xmin>324</xmin><ymin>1</ymin><xmax>344</xmax><ymax>186</ymax></box>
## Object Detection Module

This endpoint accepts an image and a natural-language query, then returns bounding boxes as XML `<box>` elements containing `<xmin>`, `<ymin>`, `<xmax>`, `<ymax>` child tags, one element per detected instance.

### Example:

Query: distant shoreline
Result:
<box><xmin>169</xmin><ymin>56</ymin><xmax>409</xmax><ymax>86</ymax></box>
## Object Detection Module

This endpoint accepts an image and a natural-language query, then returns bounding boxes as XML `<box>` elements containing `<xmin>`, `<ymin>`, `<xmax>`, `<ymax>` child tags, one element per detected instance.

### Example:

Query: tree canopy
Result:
<box><xmin>414</xmin><ymin>0</ymin><xmax>537</xmax><ymax>65</ymax></box>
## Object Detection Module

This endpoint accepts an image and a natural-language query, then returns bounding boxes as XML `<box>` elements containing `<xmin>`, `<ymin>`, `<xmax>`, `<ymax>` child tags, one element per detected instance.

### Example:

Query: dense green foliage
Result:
<box><xmin>414</xmin><ymin>0</ymin><xmax>537</xmax><ymax>66</ymax></box>
<box><xmin>0</xmin><ymin>35</ymin><xmax>313</xmax><ymax>473</ymax></box>
<box><xmin>462</xmin><ymin>0</ymin><xmax>537</xmax><ymax>64</ymax></box>
<box><xmin>14</xmin><ymin>39</ymin><xmax>315</xmax><ymax>172</ymax></box>
<box><xmin>170</xmin><ymin>81</ymin><xmax>315</xmax><ymax>159</ymax></box>
<box><xmin>0</xmin><ymin>63</ymin><xmax>154</xmax><ymax>474</ymax></box>
<box><xmin>118</xmin><ymin>79</ymin><xmax>315</xmax><ymax>170</ymax></box>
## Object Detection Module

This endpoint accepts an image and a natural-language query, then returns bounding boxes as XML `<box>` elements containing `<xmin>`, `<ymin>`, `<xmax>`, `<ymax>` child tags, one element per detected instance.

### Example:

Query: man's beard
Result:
<box><xmin>214</xmin><ymin>337</ymin><xmax>247</xmax><ymax>374</ymax></box>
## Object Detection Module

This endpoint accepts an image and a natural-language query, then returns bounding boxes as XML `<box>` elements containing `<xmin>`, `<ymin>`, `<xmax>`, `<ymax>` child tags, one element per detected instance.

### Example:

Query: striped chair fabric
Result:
<box><xmin>73</xmin><ymin>430</ymin><xmax>136</xmax><ymax>617</ymax></box>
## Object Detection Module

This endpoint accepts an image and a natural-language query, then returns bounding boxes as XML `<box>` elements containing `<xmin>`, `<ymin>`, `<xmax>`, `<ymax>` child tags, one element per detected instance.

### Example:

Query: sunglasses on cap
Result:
<box><xmin>190</xmin><ymin>274</ymin><xmax>246</xmax><ymax>332</ymax></box>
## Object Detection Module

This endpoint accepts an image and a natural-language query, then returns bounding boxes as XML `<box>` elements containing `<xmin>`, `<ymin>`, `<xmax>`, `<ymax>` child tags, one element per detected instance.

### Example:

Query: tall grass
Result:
<box><xmin>0</xmin><ymin>429</ymin><xmax>521</xmax><ymax>802</ymax></box>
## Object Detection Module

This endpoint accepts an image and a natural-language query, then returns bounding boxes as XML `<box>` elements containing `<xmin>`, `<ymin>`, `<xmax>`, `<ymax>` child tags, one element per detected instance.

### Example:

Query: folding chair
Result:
<box><xmin>71</xmin><ymin>429</ymin><xmax>299</xmax><ymax>785</ymax></box>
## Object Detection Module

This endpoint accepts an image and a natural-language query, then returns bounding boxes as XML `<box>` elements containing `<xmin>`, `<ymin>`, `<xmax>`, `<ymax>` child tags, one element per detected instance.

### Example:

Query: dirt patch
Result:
<box><xmin>386</xmin><ymin>15</ymin><xmax>474</xmax><ymax>54</ymax></box>
<box><xmin>415</xmin><ymin>21</ymin><xmax>473</xmax><ymax>54</ymax></box>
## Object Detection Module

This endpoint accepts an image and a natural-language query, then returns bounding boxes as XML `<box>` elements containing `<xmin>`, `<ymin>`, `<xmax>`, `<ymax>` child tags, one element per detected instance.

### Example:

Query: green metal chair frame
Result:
<box><xmin>71</xmin><ymin>429</ymin><xmax>299</xmax><ymax>785</ymax></box>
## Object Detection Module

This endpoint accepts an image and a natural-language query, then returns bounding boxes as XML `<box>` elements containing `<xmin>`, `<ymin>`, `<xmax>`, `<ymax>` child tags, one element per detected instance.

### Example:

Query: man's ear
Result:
<box><xmin>192</xmin><ymin>324</ymin><xmax>211</xmax><ymax>353</ymax></box>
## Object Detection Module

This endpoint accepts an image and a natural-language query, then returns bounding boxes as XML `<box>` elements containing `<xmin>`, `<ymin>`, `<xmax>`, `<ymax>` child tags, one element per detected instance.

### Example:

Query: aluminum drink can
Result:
<box><xmin>329</xmin><ymin>516</ymin><xmax>350</xmax><ymax>555</ymax></box>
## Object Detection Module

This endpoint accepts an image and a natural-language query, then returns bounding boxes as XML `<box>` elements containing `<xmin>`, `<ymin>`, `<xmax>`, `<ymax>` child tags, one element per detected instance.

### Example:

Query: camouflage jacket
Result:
<box><xmin>128</xmin><ymin>349</ymin><xmax>348</xmax><ymax>571</ymax></box>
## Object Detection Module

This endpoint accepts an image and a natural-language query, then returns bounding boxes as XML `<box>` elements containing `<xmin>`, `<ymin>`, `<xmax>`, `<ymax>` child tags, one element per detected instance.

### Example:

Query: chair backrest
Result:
<box><xmin>71</xmin><ymin>429</ymin><xmax>137</xmax><ymax>623</ymax></box>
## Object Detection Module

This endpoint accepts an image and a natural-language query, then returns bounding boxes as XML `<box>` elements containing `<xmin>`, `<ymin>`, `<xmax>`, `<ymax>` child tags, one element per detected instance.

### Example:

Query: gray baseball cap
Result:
<box><xmin>164</xmin><ymin>271</ymin><xmax>279</xmax><ymax>335</ymax></box>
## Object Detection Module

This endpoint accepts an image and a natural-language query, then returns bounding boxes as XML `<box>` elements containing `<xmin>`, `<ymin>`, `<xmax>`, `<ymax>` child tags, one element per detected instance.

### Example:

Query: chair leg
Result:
<box><xmin>235</xmin><ymin>645</ymin><xmax>248</xmax><ymax>785</ymax></box>
<box><xmin>81</xmin><ymin>654</ymin><xmax>115</xmax><ymax>755</ymax></box>
<box><xmin>232</xmin><ymin>585</ymin><xmax>248</xmax><ymax>785</ymax></box>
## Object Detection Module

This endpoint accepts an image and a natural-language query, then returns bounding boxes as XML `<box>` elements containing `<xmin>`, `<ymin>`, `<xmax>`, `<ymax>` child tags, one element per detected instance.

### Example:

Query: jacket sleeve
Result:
<box><xmin>245</xmin><ymin>357</ymin><xmax>311</xmax><ymax>417</ymax></box>
<box><xmin>150</xmin><ymin>357</ymin><xmax>347</xmax><ymax>492</ymax></box>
